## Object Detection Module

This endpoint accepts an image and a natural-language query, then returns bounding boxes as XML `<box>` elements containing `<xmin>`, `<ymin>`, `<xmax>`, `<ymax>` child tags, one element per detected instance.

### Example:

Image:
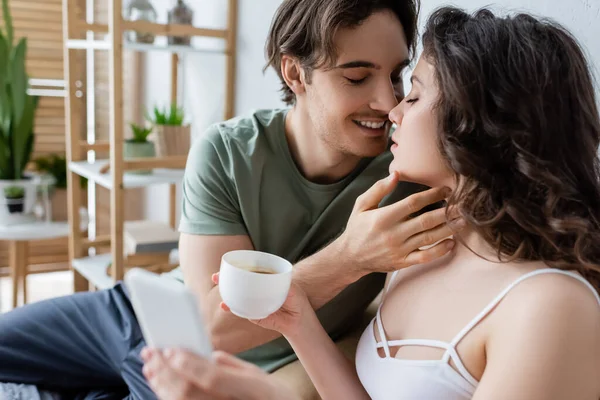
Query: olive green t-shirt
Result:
<box><xmin>173</xmin><ymin>108</ymin><xmax>421</xmax><ymax>372</ymax></box>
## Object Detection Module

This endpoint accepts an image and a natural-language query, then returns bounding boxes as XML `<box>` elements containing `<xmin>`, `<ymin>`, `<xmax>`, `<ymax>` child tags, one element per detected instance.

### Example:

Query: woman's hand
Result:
<box><xmin>142</xmin><ymin>347</ymin><xmax>298</xmax><ymax>400</ymax></box>
<box><xmin>213</xmin><ymin>273</ymin><xmax>312</xmax><ymax>338</ymax></box>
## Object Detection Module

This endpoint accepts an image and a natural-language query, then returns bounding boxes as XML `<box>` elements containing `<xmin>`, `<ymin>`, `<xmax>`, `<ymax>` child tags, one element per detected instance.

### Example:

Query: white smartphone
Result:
<box><xmin>124</xmin><ymin>268</ymin><xmax>213</xmax><ymax>357</ymax></box>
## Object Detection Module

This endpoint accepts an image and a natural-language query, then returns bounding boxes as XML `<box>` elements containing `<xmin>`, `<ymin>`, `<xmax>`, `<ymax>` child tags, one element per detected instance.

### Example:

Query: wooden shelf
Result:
<box><xmin>67</xmin><ymin>39</ymin><xmax>227</xmax><ymax>55</ymax></box>
<box><xmin>69</xmin><ymin>160</ymin><xmax>185</xmax><ymax>189</ymax></box>
<box><xmin>75</xmin><ymin>20</ymin><xmax>227</xmax><ymax>39</ymax></box>
<box><xmin>72</xmin><ymin>251</ymin><xmax>180</xmax><ymax>290</ymax></box>
<box><xmin>64</xmin><ymin>0</ymin><xmax>238</xmax><ymax>291</ymax></box>
<box><xmin>72</xmin><ymin>254</ymin><xmax>114</xmax><ymax>290</ymax></box>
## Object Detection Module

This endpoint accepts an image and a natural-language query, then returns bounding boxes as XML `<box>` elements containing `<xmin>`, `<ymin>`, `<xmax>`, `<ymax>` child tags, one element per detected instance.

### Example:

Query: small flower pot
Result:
<box><xmin>151</xmin><ymin>125</ymin><xmax>191</xmax><ymax>157</ymax></box>
<box><xmin>124</xmin><ymin>141</ymin><xmax>156</xmax><ymax>175</ymax></box>
<box><xmin>0</xmin><ymin>176</ymin><xmax>40</xmax><ymax>225</ymax></box>
<box><xmin>5</xmin><ymin>196</ymin><xmax>24</xmax><ymax>213</ymax></box>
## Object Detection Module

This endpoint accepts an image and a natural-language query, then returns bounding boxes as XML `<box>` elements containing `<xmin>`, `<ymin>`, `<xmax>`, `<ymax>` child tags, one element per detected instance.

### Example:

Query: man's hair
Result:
<box><xmin>423</xmin><ymin>7</ymin><xmax>600</xmax><ymax>291</ymax></box>
<box><xmin>264</xmin><ymin>0</ymin><xmax>420</xmax><ymax>105</ymax></box>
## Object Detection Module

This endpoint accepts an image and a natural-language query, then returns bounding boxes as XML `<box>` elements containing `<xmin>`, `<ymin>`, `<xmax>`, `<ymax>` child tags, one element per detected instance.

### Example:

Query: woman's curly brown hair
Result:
<box><xmin>423</xmin><ymin>7</ymin><xmax>600</xmax><ymax>291</ymax></box>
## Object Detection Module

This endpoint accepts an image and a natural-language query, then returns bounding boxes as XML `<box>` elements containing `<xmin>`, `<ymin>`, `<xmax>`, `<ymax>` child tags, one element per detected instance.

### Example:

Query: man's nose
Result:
<box><xmin>370</xmin><ymin>79</ymin><xmax>399</xmax><ymax>113</ymax></box>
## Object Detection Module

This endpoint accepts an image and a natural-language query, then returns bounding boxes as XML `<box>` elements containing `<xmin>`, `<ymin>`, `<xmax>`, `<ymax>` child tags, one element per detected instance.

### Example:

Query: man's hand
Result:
<box><xmin>338</xmin><ymin>171</ymin><xmax>464</xmax><ymax>278</ymax></box>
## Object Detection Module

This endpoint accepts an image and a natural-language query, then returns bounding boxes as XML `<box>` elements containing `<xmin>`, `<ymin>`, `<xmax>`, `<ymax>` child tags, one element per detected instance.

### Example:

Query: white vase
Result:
<box><xmin>0</xmin><ymin>173</ymin><xmax>41</xmax><ymax>226</ymax></box>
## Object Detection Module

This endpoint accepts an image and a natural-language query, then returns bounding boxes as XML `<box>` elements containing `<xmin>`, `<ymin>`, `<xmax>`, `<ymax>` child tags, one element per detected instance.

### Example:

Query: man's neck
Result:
<box><xmin>285</xmin><ymin>107</ymin><xmax>363</xmax><ymax>184</ymax></box>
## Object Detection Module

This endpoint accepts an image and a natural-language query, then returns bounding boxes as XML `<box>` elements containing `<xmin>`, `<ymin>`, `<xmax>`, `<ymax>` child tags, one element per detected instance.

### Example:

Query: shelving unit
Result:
<box><xmin>63</xmin><ymin>0</ymin><xmax>238</xmax><ymax>291</ymax></box>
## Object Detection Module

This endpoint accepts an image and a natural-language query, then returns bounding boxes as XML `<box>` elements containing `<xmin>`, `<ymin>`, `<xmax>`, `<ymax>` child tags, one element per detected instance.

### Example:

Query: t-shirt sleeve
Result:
<box><xmin>178</xmin><ymin>126</ymin><xmax>248</xmax><ymax>236</ymax></box>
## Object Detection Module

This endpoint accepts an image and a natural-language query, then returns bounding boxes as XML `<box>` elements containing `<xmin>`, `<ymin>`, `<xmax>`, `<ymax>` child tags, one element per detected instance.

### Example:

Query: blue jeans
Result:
<box><xmin>0</xmin><ymin>283</ymin><xmax>155</xmax><ymax>400</ymax></box>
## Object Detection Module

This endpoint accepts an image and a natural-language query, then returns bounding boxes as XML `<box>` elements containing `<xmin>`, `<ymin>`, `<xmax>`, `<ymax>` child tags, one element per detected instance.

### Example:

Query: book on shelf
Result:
<box><xmin>124</xmin><ymin>220</ymin><xmax>179</xmax><ymax>255</ymax></box>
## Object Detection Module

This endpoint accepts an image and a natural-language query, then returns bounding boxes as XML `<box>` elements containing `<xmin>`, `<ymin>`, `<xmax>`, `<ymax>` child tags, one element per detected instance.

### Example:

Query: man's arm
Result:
<box><xmin>180</xmin><ymin>233</ymin><xmax>283</xmax><ymax>352</ymax></box>
<box><xmin>180</xmin><ymin>232</ymin><xmax>353</xmax><ymax>354</ymax></box>
<box><xmin>182</xmin><ymin>174</ymin><xmax>460</xmax><ymax>354</ymax></box>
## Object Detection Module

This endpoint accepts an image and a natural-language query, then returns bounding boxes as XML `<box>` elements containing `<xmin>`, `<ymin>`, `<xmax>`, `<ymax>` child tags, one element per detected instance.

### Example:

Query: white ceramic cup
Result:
<box><xmin>218</xmin><ymin>250</ymin><xmax>293</xmax><ymax>319</ymax></box>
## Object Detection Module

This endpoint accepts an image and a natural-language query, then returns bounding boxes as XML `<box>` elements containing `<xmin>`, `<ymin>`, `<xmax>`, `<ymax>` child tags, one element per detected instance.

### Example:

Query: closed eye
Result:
<box><xmin>406</xmin><ymin>98</ymin><xmax>418</xmax><ymax>104</ymax></box>
<box><xmin>346</xmin><ymin>77</ymin><xmax>367</xmax><ymax>85</ymax></box>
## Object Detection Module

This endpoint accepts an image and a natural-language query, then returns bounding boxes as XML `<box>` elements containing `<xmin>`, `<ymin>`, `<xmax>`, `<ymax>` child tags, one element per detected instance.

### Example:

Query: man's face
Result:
<box><xmin>300</xmin><ymin>10</ymin><xmax>410</xmax><ymax>158</ymax></box>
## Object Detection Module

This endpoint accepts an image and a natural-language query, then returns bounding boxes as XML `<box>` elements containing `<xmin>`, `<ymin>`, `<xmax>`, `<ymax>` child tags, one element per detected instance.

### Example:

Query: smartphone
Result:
<box><xmin>124</xmin><ymin>268</ymin><xmax>213</xmax><ymax>357</ymax></box>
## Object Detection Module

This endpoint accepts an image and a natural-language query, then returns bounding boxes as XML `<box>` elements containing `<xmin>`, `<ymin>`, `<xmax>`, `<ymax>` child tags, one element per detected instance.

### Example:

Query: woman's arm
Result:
<box><xmin>217</xmin><ymin>276</ymin><xmax>371</xmax><ymax>400</ymax></box>
<box><xmin>473</xmin><ymin>276</ymin><xmax>600</xmax><ymax>400</ymax></box>
<box><xmin>284</xmin><ymin>304</ymin><xmax>370</xmax><ymax>400</ymax></box>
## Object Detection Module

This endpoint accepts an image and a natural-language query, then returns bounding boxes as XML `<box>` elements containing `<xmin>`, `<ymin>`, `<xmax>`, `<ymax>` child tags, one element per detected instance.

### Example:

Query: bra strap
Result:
<box><xmin>385</xmin><ymin>270</ymin><xmax>402</xmax><ymax>295</ymax></box>
<box><xmin>375</xmin><ymin>305</ymin><xmax>391</xmax><ymax>358</ymax></box>
<box><xmin>450</xmin><ymin>268</ymin><xmax>600</xmax><ymax>347</ymax></box>
<box><xmin>442</xmin><ymin>346</ymin><xmax>479</xmax><ymax>386</ymax></box>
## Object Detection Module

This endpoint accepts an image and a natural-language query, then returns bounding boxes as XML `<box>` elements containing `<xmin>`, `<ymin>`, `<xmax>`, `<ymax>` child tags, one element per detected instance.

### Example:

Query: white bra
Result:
<box><xmin>355</xmin><ymin>268</ymin><xmax>600</xmax><ymax>400</ymax></box>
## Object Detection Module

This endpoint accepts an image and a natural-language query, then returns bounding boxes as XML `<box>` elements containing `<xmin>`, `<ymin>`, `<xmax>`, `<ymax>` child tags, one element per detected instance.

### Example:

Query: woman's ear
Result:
<box><xmin>281</xmin><ymin>55</ymin><xmax>306</xmax><ymax>97</ymax></box>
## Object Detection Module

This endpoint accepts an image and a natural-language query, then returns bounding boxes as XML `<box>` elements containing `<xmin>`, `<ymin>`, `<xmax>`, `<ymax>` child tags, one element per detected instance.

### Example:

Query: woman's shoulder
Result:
<box><xmin>503</xmin><ymin>269</ymin><xmax>600</xmax><ymax>318</ymax></box>
<box><xmin>491</xmin><ymin>268</ymin><xmax>600</xmax><ymax>357</ymax></box>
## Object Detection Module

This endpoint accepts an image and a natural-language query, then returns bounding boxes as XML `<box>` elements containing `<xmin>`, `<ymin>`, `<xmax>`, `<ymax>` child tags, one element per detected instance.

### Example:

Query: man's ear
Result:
<box><xmin>281</xmin><ymin>55</ymin><xmax>307</xmax><ymax>97</ymax></box>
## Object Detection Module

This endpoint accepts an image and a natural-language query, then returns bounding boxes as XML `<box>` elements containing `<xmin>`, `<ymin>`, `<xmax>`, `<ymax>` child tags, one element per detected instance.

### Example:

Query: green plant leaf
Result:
<box><xmin>129</xmin><ymin>122</ymin><xmax>152</xmax><ymax>143</ymax></box>
<box><xmin>34</xmin><ymin>152</ymin><xmax>67</xmax><ymax>188</ymax></box>
<box><xmin>20</xmin><ymin>126</ymin><xmax>34</xmax><ymax>177</ymax></box>
<box><xmin>0</xmin><ymin>33</ymin><xmax>9</xmax><ymax>135</ymax></box>
<box><xmin>0</xmin><ymin>31</ymin><xmax>8</xmax><ymax>80</ymax></box>
<box><xmin>0</xmin><ymin>129</ymin><xmax>9</xmax><ymax>179</ymax></box>
<box><xmin>4</xmin><ymin>185</ymin><xmax>24</xmax><ymax>198</ymax></box>
<box><xmin>0</xmin><ymin>81</ymin><xmax>7</xmax><ymax>136</ymax></box>
<box><xmin>2</xmin><ymin>0</ymin><xmax>13</xmax><ymax>49</ymax></box>
<box><xmin>10</xmin><ymin>38</ymin><xmax>27</xmax><ymax>124</ymax></box>
<box><xmin>153</xmin><ymin>107</ymin><xmax>164</xmax><ymax>124</ymax></box>
<box><xmin>148</xmin><ymin>103</ymin><xmax>185</xmax><ymax>126</ymax></box>
<box><xmin>13</xmin><ymin>94</ymin><xmax>37</xmax><ymax>180</ymax></box>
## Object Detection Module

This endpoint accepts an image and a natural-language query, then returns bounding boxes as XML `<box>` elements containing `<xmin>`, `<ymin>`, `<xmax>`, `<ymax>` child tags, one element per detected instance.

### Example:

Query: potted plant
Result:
<box><xmin>4</xmin><ymin>185</ymin><xmax>24</xmax><ymax>213</ymax></box>
<box><xmin>33</xmin><ymin>154</ymin><xmax>88</xmax><ymax>221</ymax></box>
<box><xmin>125</xmin><ymin>123</ymin><xmax>156</xmax><ymax>175</ymax></box>
<box><xmin>0</xmin><ymin>0</ymin><xmax>41</xmax><ymax>225</ymax></box>
<box><xmin>147</xmin><ymin>104</ymin><xmax>191</xmax><ymax>157</ymax></box>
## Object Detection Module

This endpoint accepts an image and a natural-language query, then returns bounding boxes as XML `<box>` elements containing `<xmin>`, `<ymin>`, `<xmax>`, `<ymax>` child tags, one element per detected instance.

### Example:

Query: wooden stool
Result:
<box><xmin>0</xmin><ymin>222</ymin><xmax>72</xmax><ymax>308</ymax></box>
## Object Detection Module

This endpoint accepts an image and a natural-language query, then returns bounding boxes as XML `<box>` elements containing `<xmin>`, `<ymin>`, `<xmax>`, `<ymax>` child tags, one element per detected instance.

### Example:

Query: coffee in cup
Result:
<box><xmin>218</xmin><ymin>250</ymin><xmax>292</xmax><ymax>319</ymax></box>
<box><xmin>236</xmin><ymin>265</ymin><xmax>276</xmax><ymax>274</ymax></box>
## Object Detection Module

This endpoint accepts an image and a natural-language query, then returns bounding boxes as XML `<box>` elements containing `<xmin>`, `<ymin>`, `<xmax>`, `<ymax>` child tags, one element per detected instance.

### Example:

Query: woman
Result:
<box><xmin>142</xmin><ymin>6</ymin><xmax>600</xmax><ymax>399</ymax></box>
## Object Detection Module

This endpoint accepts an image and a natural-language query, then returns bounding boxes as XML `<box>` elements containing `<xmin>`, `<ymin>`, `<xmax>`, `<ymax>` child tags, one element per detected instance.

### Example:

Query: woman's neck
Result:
<box><xmin>450</xmin><ymin>227</ymin><xmax>503</xmax><ymax>264</ymax></box>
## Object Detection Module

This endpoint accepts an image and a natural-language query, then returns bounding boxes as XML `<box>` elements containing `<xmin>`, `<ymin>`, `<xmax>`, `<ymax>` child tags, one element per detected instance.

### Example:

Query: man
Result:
<box><xmin>0</xmin><ymin>0</ymin><xmax>457</xmax><ymax>399</ymax></box>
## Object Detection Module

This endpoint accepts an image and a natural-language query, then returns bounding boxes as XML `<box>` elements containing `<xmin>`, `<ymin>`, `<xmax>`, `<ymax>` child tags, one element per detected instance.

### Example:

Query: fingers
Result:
<box><xmin>400</xmin><ymin>206</ymin><xmax>461</xmax><ymax>238</ymax></box>
<box><xmin>220</xmin><ymin>302</ymin><xmax>230</xmax><ymax>312</ymax></box>
<box><xmin>353</xmin><ymin>172</ymin><xmax>399</xmax><ymax>213</ymax></box>
<box><xmin>167</xmin><ymin>350</ymin><xmax>271</xmax><ymax>400</ymax></box>
<box><xmin>404</xmin><ymin>217</ymin><xmax>464</xmax><ymax>252</ymax></box>
<box><xmin>141</xmin><ymin>347</ymin><xmax>162</xmax><ymax>380</ymax></box>
<box><xmin>402</xmin><ymin>238</ymin><xmax>456</xmax><ymax>266</ymax></box>
<box><xmin>142</xmin><ymin>349</ymin><xmax>187</xmax><ymax>400</ymax></box>
<box><xmin>382</xmin><ymin>186</ymin><xmax>450</xmax><ymax>222</ymax></box>
<box><xmin>211</xmin><ymin>272</ymin><xmax>219</xmax><ymax>285</ymax></box>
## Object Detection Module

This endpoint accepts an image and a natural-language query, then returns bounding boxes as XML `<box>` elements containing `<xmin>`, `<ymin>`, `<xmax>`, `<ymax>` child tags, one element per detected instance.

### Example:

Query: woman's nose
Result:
<box><xmin>389</xmin><ymin>102</ymin><xmax>404</xmax><ymax>125</ymax></box>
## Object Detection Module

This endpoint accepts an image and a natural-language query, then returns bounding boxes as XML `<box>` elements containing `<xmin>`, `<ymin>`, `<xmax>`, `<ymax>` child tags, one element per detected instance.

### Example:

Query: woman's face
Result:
<box><xmin>388</xmin><ymin>57</ymin><xmax>455</xmax><ymax>188</ymax></box>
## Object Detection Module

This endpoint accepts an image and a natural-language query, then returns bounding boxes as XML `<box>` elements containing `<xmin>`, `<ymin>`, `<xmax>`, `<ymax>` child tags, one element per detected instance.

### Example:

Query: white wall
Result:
<box><xmin>142</xmin><ymin>0</ymin><xmax>599</xmax><ymax>223</ymax></box>
<box><xmin>416</xmin><ymin>1</ymin><xmax>600</xmax><ymax>96</ymax></box>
